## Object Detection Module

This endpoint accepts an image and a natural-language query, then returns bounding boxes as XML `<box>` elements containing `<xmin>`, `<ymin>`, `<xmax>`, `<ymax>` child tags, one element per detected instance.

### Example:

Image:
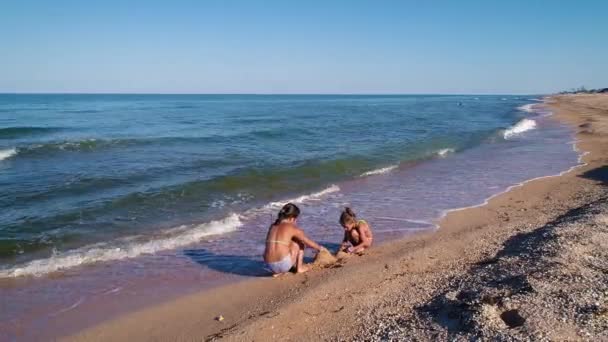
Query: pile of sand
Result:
<box><xmin>312</xmin><ymin>248</ymin><xmax>338</xmax><ymax>267</ymax></box>
<box><xmin>335</xmin><ymin>250</ymin><xmax>351</xmax><ymax>260</ymax></box>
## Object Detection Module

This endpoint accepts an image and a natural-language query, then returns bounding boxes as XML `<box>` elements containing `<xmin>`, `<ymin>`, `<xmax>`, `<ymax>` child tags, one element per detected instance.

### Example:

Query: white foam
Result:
<box><xmin>375</xmin><ymin>216</ymin><xmax>435</xmax><ymax>226</ymax></box>
<box><xmin>0</xmin><ymin>214</ymin><xmax>242</xmax><ymax>278</ymax></box>
<box><xmin>503</xmin><ymin>119</ymin><xmax>537</xmax><ymax>139</ymax></box>
<box><xmin>360</xmin><ymin>165</ymin><xmax>398</xmax><ymax>177</ymax></box>
<box><xmin>438</xmin><ymin>157</ymin><xmax>587</xmax><ymax>221</ymax></box>
<box><xmin>0</xmin><ymin>148</ymin><xmax>17</xmax><ymax>161</ymax></box>
<box><xmin>264</xmin><ymin>184</ymin><xmax>340</xmax><ymax>209</ymax></box>
<box><xmin>436</xmin><ymin>148</ymin><xmax>455</xmax><ymax>157</ymax></box>
<box><xmin>438</xmin><ymin>123</ymin><xmax>588</xmax><ymax>223</ymax></box>
<box><xmin>517</xmin><ymin>103</ymin><xmax>536</xmax><ymax>113</ymax></box>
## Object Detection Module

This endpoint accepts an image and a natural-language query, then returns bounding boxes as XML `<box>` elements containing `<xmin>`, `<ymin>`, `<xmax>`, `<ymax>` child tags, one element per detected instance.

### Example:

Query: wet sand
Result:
<box><xmin>65</xmin><ymin>94</ymin><xmax>608</xmax><ymax>341</ymax></box>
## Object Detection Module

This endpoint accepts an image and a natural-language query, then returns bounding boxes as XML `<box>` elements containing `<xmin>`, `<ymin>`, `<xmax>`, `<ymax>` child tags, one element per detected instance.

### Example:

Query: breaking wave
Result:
<box><xmin>503</xmin><ymin>119</ymin><xmax>537</xmax><ymax>139</ymax></box>
<box><xmin>1</xmin><ymin>182</ymin><xmax>344</xmax><ymax>278</ymax></box>
<box><xmin>0</xmin><ymin>214</ymin><xmax>242</xmax><ymax>278</ymax></box>
<box><xmin>0</xmin><ymin>148</ymin><xmax>17</xmax><ymax>161</ymax></box>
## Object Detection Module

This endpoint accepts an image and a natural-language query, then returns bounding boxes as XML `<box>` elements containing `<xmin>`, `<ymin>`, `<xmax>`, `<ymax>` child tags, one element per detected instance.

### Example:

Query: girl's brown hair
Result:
<box><xmin>273</xmin><ymin>203</ymin><xmax>300</xmax><ymax>226</ymax></box>
<box><xmin>339</xmin><ymin>207</ymin><xmax>357</xmax><ymax>226</ymax></box>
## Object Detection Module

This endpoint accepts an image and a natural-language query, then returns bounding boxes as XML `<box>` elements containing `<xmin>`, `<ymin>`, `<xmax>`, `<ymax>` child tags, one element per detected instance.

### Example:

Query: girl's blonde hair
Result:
<box><xmin>339</xmin><ymin>207</ymin><xmax>357</xmax><ymax>226</ymax></box>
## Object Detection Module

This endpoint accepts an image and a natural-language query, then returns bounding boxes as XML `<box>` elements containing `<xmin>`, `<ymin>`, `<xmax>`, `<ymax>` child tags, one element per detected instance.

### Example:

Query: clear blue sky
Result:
<box><xmin>1</xmin><ymin>1</ymin><xmax>606</xmax><ymax>94</ymax></box>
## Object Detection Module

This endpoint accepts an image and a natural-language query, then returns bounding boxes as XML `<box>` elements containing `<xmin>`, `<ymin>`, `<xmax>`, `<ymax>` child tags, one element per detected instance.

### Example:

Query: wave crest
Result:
<box><xmin>20</xmin><ymin>139</ymin><xmax>122</xmax><ymax>155</ymax></box>
<box><xmin>503</xmin><ymin>119</ymin><xmax>537</xmax><ymax>139</ymax></box>
<box><xmin>436</xmin><ymin>148</ymin><xmax>455</xmax><ymax>157</ymax></box>
<box><xmin>264</xmin><ymin>185</ymin><xmax>340</xmax><ymax>209</ymax></box>
<box><xmin>1</xmin><ymin>140</ymin><xmax>108</xmax><ymax>160</ymax></box>
<box><xmin>517</xmin><ymin>104</ymin><xmax>537</xmax><ymax>113</ymax></box>
<box><xmin>360</xmin><ymin>165</ymin><xmax>398</xmax><ymax>177</ymax></box>
<box><xmin>0</xmin><ymin>214</ymin><xmax>242</xmax><ymax>278</ymax></box>
<box><xmin>0</xmin><ymin>126</ymin><xmax>61</xmax><ymax>139</ymax></box>
<box><xmin>0</xmin><ymin>148</ymin><xmax>17</xmax><ymax>161</ymax></box>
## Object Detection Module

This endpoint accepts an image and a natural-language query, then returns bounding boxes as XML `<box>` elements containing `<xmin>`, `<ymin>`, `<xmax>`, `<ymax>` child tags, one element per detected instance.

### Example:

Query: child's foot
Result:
<box><xmin>296</xmin><ymin>265</ymin><xmax>310</xmax><ymax>274</ymax></box>
<box><xmin>272</xmin><ymin>272</ymin><xmax>286</xmax><ymax>278</ymax></box>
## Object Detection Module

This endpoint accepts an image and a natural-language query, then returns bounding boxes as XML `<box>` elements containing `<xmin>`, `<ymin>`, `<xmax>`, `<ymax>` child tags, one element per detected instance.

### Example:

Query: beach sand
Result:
<box><xmin>65</xmin><ymin>94</ymin><xmax>608</xmax><ymax>341</ymax></box>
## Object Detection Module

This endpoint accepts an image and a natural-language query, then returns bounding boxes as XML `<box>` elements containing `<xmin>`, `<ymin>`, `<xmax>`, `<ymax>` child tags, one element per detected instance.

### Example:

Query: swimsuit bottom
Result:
<box><xmin>266</xmin><ymin>254</ymin><xmax>293</xmax><ymax>274</ymax></box>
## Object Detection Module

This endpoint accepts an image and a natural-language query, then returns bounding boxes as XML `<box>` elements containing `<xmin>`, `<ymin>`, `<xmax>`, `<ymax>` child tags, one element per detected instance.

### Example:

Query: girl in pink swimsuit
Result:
<box><xmin>339</xmin><ymin>207</ymin><xmax>373</xmax><ymax>254</ymax></box>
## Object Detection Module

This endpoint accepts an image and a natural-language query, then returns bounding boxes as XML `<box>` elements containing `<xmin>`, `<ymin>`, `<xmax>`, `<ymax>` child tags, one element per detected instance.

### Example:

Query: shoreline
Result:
<box><xmin>436</xmin><ymin>134</ymin><xmax>586</xmax><ymax>223</ymax></box>
<box><xmin>65</xmin><ymin>94</ymin><xmax>608</xmax><ymax>341</ymax></box>
<box><xmin>0</xmin><ymin>95</ymin><xmax>555</xmax><ymax>281</ymax></box>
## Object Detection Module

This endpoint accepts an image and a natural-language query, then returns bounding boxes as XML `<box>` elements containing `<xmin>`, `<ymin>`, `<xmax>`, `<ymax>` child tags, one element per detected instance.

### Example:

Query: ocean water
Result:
<box><xmin>0</xmin><ymin>94</ymin><xmax>581</xmax><ymax>339</ymax></box>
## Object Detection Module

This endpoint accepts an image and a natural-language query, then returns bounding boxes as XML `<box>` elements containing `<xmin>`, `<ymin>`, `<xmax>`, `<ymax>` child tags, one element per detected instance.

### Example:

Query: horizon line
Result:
<box><xmin>0</xmin><ymin>92</ymin><xmax>546</xmax><ymax>96</ymax></box>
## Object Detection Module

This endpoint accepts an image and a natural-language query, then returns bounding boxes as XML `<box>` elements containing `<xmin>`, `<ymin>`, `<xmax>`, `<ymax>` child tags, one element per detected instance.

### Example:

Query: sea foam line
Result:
<box><xmin>0</xmin><ymin>148</ymin><xmax>17</xmax><ymax>161</ymax></box>
<box><xmin>438</xmin><ymin>157</ymin><xmax>587</xmax><ymax>221</ymax></box>
<box><xmin>49</xmin><ymin>297</ymin><xmax>85</xmax><ymax>317</ymax></box>
<box><xmin>360</xmin><ymin>165</ymin><xmax>398</xmax><ymax>177</ymax></box>
<box><xmin>517</xmin><ymin>103</ymin><xmax>537</xmax><ymax>113</ymax></box>
<box><xmin>0</xmin><ymin>214</ymin><xmax>242</xmax><ymax>278</ymax></box>
<box><xmin>264</xmin><ymin>184</ymin><xmax>340</xmax><ymax>209</ymax></box>
<box><xmin>375</xmin><ymin>216</ymin><xmax>435</xmax><ymax>226</ymax></box>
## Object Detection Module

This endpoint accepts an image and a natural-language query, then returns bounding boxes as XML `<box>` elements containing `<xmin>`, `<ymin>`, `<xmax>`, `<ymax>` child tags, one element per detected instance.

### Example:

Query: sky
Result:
<box><xmin>1</xmin><ymin>1</ymin><xmax>607</xmax><ymax>94</ymax></box>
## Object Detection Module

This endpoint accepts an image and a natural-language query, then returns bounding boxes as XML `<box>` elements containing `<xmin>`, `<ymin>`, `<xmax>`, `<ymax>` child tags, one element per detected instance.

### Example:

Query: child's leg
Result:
<box><xmin>289</xmin><ymin>241</ymin><xmax>299</xmax><ymax>266</ymax></box>
<box><xmin>293</xmin><ymin>241</ymin><xmax>309</xmax><ymax>273</ymax></box>
<box><xmin>272</xmin><ymin>243</ymin><xmax>300</xmax><ymax>278</ymax></box>
<box><xmin>349</xmin><ymin>230</ymin><xmax>361</xmax><ymax>245</ymax></box>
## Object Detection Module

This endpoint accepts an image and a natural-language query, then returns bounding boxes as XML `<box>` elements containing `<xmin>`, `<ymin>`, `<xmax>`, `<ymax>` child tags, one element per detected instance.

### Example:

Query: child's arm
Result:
<box><xmin>339</xmin><ymin>231</ymin><xmax>350</xmax><ymax>251</ymax></box>
<box><xmin>350</xmin><ymin>222</ymin><xmax>372</xmax><ymax>253</ymax></box>
<box><xmin>293</xmin><ymin>227</ymin><xmax>323</xmax><ymax>251</ymax></box>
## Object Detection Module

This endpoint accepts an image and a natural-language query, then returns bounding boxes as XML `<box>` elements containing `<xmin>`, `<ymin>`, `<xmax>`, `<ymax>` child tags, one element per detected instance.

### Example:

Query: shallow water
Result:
<box><xmin>0</xmin><ymin>95</ymin><xmax>581</xmax><ymax>340</ymax></box>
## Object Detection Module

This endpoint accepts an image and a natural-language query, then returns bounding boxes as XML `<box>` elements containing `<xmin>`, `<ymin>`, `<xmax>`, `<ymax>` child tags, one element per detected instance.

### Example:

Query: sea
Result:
<box><xmin>0</xmin><ymin>94</ymin><xmax>581</xmax><ymax>340</ymax></box>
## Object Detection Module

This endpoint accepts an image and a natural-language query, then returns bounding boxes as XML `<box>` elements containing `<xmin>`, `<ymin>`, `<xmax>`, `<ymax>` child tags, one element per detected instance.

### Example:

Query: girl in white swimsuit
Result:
<box><xmin>263</xmin><ymin>203</ymin><xmax>324</xmax><ymax>275</ymax></box>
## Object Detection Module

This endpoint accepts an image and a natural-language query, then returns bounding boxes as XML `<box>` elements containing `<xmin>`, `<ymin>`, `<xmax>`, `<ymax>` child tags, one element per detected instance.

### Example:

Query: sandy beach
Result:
<box><xmin>65</xmin><ymin>94</ymin><xmax>608</xmax><ymax>341</ymax></box>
